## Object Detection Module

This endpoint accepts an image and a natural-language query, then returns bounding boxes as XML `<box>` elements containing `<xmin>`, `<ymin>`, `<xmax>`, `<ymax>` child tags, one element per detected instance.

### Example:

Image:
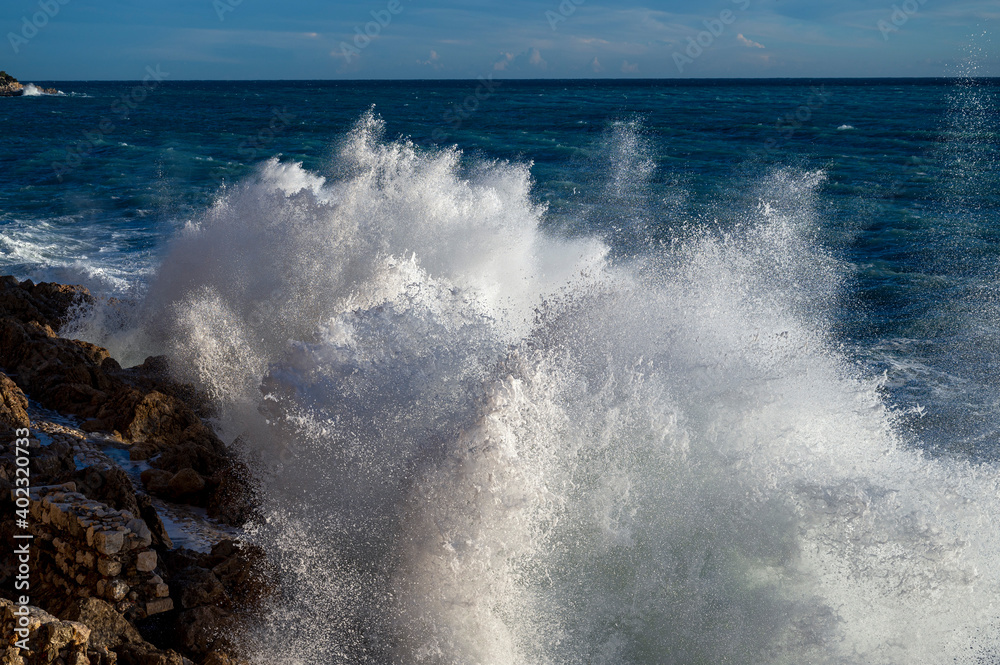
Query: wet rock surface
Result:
<box><xmin>0</xmin><ymin>277</ymin><xmax>261</xmax><ymax>664</ymax></box>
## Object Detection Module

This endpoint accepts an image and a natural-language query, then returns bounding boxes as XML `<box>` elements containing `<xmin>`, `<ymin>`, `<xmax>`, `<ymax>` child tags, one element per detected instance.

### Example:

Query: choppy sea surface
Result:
<box><xmin>3</xmin><ymin>78</ymin><xmax>1000</xmax><ymax>664</ymax></box>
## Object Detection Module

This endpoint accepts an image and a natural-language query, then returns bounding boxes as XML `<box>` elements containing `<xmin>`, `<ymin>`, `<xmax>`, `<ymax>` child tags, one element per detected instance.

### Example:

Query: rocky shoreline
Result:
<box><xmin>0</xmin><ymin>71</ymin><xmax>58</xmax><ymax>96</ymax></box>
<box><xmin>1</xmin><ymin>277</ymin><xmax>268</xmax><ymax>665</ymax></box>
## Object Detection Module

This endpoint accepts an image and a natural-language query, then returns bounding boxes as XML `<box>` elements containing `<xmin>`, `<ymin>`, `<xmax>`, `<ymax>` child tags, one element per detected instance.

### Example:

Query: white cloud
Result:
<box><xmin>737</xmin><ymin>33</ymin><xmax>766</xmax><ymax>49</ymax></box>
<box><xmin>494</xmin><ymin>51</ymin><xmax>514</xmax><ymax>70</ymax></box>
<box><xmin>529</xmin><ymin>47</ymin><xmax>547</xmax><ymax>69</ymax></box>
<box><xmin>494</xmin><ymin>49</ymin><xmax>547</xmax><ymax>72</ymax></box>
<box><xmin>591</xmin><ymin>56</ymin><xmax>604</xmax><ymax>73</ymax></box>
<box><xmin>418</xmin><ymin>50</ymin><xmax>442</xmax><ymax>68</ymax></box>
<box><xmin>621</xmin><ymin>59</ymin><xmax>639</xmax><ymax>73</ymax></box>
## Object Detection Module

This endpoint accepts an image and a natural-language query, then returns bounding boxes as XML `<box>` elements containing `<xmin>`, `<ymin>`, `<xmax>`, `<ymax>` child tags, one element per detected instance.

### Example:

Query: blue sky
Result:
<box><xmin>3</xmin><ymin>0</ymin><xmax>998</xmax><ymax>79</ymax></box>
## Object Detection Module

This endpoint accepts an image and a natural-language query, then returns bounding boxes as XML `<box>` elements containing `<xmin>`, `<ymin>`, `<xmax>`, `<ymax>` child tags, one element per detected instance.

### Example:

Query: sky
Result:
<box><xmin>2</xmin><ymin>0</ymin><xmax>998</xmax><ymax>80</ymax></box>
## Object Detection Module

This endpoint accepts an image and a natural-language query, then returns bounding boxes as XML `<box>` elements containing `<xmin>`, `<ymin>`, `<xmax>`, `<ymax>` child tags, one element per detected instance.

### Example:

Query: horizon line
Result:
<box><xmin>19</xmin><ymin>75</ymin><xmax>1000</xmax><ymax>83</ymax></box>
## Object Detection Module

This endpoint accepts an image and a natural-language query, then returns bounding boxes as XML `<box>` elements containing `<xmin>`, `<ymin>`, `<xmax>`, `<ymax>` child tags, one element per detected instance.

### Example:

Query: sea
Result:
<box><xmin>2</xmin><ymin>77</ymin><xmax>999</xmax><ymax>664</ymax></box>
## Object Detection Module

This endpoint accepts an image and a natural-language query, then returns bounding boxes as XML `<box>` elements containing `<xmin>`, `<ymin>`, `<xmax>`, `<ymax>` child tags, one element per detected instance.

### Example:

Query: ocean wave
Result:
<box><xmin>20</xmin><ymin>83</ymin><xmax>63</xmax><ymax>96</ymax></box>
<box><xmin>75</xmin><ymin>111</ymin><xmax>1000</xmax><ymax>664</ymax></box>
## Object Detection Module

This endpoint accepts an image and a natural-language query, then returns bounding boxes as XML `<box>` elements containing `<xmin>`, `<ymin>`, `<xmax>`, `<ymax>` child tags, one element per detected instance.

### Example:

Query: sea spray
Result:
<box><xmin>103</xmin><ymin>112</ymin><xmax>1000</xmax><ymax>663</ymax></box>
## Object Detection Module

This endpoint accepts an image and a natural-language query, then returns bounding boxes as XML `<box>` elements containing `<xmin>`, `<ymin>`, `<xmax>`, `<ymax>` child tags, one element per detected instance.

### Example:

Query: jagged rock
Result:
<box><xmin>21</xmin><ymin>438</ymin><xmax>76</xmax><ymax>484</ymax></box>
<box><xmin>0</xmin><ymin>315</ymin><xmax>114</xmax><ymax>418</ymax></box>
<box><xmin>0</xmin><ymin>275</ymin><xmax>240</xmax><ymax>514</ymax></box>
<box><xmin>149</xmin><ymin>429</ymin><xmax>228</xmax><ymax>476</ymax></box>
<box><xmin>113</xmin><ymin>355</ymin><xmax>216</xmax><ymax>420</ymax></box>
<box><xmin>1</xmin><ymin>597</ymin><xmax>92</xmax><ymax>665</ymax></box>
<box><xmin>69</xmin><ymin>465</ymin><xmax>141</xmax><ymax>517</ymax></box>
<box><xmin>202</xmin><ymin>651</ymin><xmax>245</xmax><ymax>665</ymax></box>
<box><xmin>0</xmin><ymin>276</ymin><xmax>93</xmax><ymax>329</ymax></box>
<box><xmin>136</xmin><ymin>493</ymin><xmax>174</xmax><ymax>550</ymax></box>
<box><xmin>102</xmin><ymin>389</ymin><xmax>202</xmax><ymax>446</ymax></box>
<box><xmin>116</xmin><ymin>642</ymin><xmax>188</xmax><ymax>665</ymax></box>
<box><xmin>0</xmin><ymin>73</ymin><xmax>23</xmax><ymax>96</ymax></box>
<box><xmin>0</xmin><ymin>371</ymin><xmax>29</xmax><ymax>434</ymax></box>
<box><xmin>208</xmin><ymin>542</ymin><xmax>273</xmax><ymax>609</ymax></box>
<box><xmin>173</xmin><ymin>567</ymin><xmax>229</xmax><ymax>610</ymax></box>
<box><xmin>175</xmin><ymin>606</ymin><xmax>235</xmax><ymax>657</ymax></box>
<box><xmin>207</xmin><ymin>462</ymin><xmax>258</xmax><ymax>526</ymax></box>
<box><xmin>60</xmin><ymin>597</ymin><xmax>142</xmax><ymax>651</ymax></box>
<box><xmin>168</xmin><ymin>467</ymin><xmax>207</xmax><ymax>500</ymax></box>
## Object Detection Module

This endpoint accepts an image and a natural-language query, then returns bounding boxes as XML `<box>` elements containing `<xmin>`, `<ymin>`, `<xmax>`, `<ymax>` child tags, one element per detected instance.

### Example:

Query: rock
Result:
<box><xmin>0</xmin><ymin>275</ymin><xmax>94</xmax><ymax>330</ymax></box>
<box><xmin>136</xmin><ymin>493</ymin><xmax>173</xmax><ymax>550</ymax></box>
<box><xmin>144</xmin><ymin>597</ymin><xmax>174</xmax><ymax>616</ymax></box>
<box><xmin>151</xmin><ymin>433</ymin><xmax>228</xmax><ymax>477</ymax></box>
<box><xmin>0</xmin><ymin>315</ymin><xmax>114</xmax><ymax>418</ymax></box>
<box><xmin>173</xmin><ymin>568</ymin><xmax>229</xmax><ymax>609</ymax></box>
<box><xmin>141</xmin><ymin>468</ymin><xmax>174</xmax><ymax>497</ymax></box>
<box><xmin>207</xmin><ymin>462</ymin><xmax>258</xmax><ymax>527</ymax></box>
<box><xmin>0</xmin><ymin>371</ymin><xmax>29</xmax><ymax>434</ymax></box>
<box><xmin>168</xmin><ymin>468</ymin><xmax>206</xmax><ymax>500</ymax></box>
<box><xmin>61</xmin><ymin>597</ymin><xmax>143</xmax><ymax>650</ymax></box>
<box><xmin>103</xmin><ymin>389</ymin><xmax>203</xmax><ymax>447</ymax></box>
<box><xmin>0</xmin><ymin>70</ymin><xmax>23</xmax><ymax>96</ymax></box>
<box><xmin>26</xmin><ymin>438</ymin><xmax>76</xmax><ymax>483</ymax></box>
<box><xmin>209</xmin><ymin>543</ymin><xmax>273</xmax><ymax>609</ymax></box>
<box><xmin>175</xmin><ymin>606</ymin><xmax>235</xmax><ymax>657</ymax></box>
<box><xmin>0</xmin><ymin>598</ymin><xmax>91</xmax><ymax>663</ymax></box>
<box><xmin>71</xmin><ymin>466</ymin><xmax>141</xmax><ymax>518</ymax></box>
<box><xmin>94</xmin><ymin>529</ymin><xmax>125</xmax><ymax>555</ymax></box>
<box><xmin>136</xmin><ymin>550</ymin><xmax>158</xmax><ymax>573</ymax></box>
<box><xmin>127</xmin><ymin>517</ymin><xmax>154</xmax><ymax>548</ymax></box>
<box><xmin>98</xmin><ymin>558</ymin><xmax>123</xmax><ymax>577</ymax></box>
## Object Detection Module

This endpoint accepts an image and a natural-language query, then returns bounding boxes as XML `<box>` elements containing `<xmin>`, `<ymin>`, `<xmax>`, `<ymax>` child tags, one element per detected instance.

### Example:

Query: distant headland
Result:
<box><xmin>0</xmin><ymin>70</ymin><xmax>58</xmax><ymax>96</ymax></box>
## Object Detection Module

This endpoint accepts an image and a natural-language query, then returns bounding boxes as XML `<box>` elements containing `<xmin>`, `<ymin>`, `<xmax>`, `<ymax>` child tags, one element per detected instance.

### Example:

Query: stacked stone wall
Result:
<box><xmin>21</xmin><ymin>483</ymin><xmax>174</xmax><ymax>620</ymax></box>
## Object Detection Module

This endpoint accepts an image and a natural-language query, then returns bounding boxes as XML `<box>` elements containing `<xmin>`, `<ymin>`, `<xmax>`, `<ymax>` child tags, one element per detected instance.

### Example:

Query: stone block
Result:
<box><xmin>94</xmin><ymin>530</ymin><xmax>124</xmax><ymax>555</ymax></box>
<box><xmin>106</xmin><ymin>580</ymin><xmax>129</xmax><ymax>602</ymax></box>
<box><xmin>136</xmin><ymin>551</ymin><xmax>158</xmax><ymax>572</ymax></box>
<box><xmin>145</xmin><ymin>598</ymin><xmax>174</xmax><ymax>616</ymax></box>
<box><xmin>98</xmin><ymin>558</ymin><xmax>122</xmax><ymax>577</ymax></box>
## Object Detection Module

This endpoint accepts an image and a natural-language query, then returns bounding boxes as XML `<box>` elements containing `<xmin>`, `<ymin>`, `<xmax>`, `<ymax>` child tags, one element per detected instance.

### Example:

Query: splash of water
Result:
<box><xmin>110</xmin><ymin>111</ymin><xmax>1000</xmax><ymax>664</ymax></box>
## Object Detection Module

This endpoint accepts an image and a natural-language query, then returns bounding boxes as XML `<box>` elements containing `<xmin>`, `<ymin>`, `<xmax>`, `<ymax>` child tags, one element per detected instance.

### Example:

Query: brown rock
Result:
<box><xmin>174</xmin><ymin>567</ymin><xmax>229</xmax><ymax>609</ymax></box>
<box><xmin>27</xmin><ymin>438</ymin><xmax>76</xmax><ymax>483</ymax></box>
<box><xmin>136</xmin><ymin>493</ymin><xmax>174</xmax><ymax>550</ymax></box>
<box><xmin>202</xmin><ymin>651</ymin><xmax>243</xmax><ymax>665</ymax></box>
<box><xmin>102</xmin><ymin>389</ymin><xmax>202</xmax><ymax>446</ymax></box>
<box><xmin>207</xmin><ymin>462</ymin><xmax>258</xmax><ymax>527</ymax></box>
<box><xmin>175</xmin><ymin>606</ymin><xmax>235</xmax><ymax>657</ymax></box>
<box><xmin>168</xmin><ymin>468</ymin><xmax>206</xmax><ymax>500</ymax></box>
<box><xmin>141</xmin><ymin>469</ymin><xmax>174</xmax><ymax>496</ymax></box>
<box><xmin>210</xmin><ymin>544</ymin><xmax>274</xmax><ymax>609</ymax></box>
<box><xmin>0</xmin><ymin>275</ymin><xmax>93</xmax><ymax>330</ymax></box>
<box><xmin>0</xmin><ymin>315</ymin><xmax>114</xmax><ymax>418</ymax></box>
<box><xmin>60</xmin><ymin>597</ymin><xmax>143</xmax><ymax>650</ymax></box>
<box><xmin>0</xmin><ymin>598</ymin><xmax>91</xmax><ymax>664</ymax></box>
<box><xmin>71</xmin><ymin>466</ymin><xmax>141</xmax><ymax>517</ymax></box>
<box><xmin>151</xmin><ymin>432</ymin><xmax>228</xmax><ymax>477</ymax></box>
<box><xmin>0</xmin><ymin>371</ymin><xmax>29</xmax><ymax>433</ymax></box>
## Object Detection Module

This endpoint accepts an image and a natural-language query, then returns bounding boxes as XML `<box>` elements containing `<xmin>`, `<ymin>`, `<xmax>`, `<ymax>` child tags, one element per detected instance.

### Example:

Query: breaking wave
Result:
<box><xmin>95</xmin><ymin>112</ymin><xmax>1000</xmax><ymax>663</ymax></box>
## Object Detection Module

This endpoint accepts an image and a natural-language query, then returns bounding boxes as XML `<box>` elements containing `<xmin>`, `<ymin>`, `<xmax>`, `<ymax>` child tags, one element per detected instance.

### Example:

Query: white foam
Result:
<box><xmin>102</xmin><ymin>112</ymin><xmax>1000</xmax><ymax>664</ymax></box>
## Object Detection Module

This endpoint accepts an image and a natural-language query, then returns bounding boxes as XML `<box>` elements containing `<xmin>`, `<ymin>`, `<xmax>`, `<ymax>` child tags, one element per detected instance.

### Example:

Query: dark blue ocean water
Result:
<box><xmin>3</xmin><ymin>79</ymin><xmax>997</xmax><ymax>455</ymax></box>
<box><xmin>4</xmin><ymin>80</ymin><xmax>1000</xmax><ymax>663</ymax></box>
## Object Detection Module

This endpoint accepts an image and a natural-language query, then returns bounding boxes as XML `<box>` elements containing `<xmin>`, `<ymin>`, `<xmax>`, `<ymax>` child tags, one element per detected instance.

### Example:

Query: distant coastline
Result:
<box><xmin>0</xmin><ymin>71</ymin><xmax>58</xmax><ymax>96</ymax></box>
